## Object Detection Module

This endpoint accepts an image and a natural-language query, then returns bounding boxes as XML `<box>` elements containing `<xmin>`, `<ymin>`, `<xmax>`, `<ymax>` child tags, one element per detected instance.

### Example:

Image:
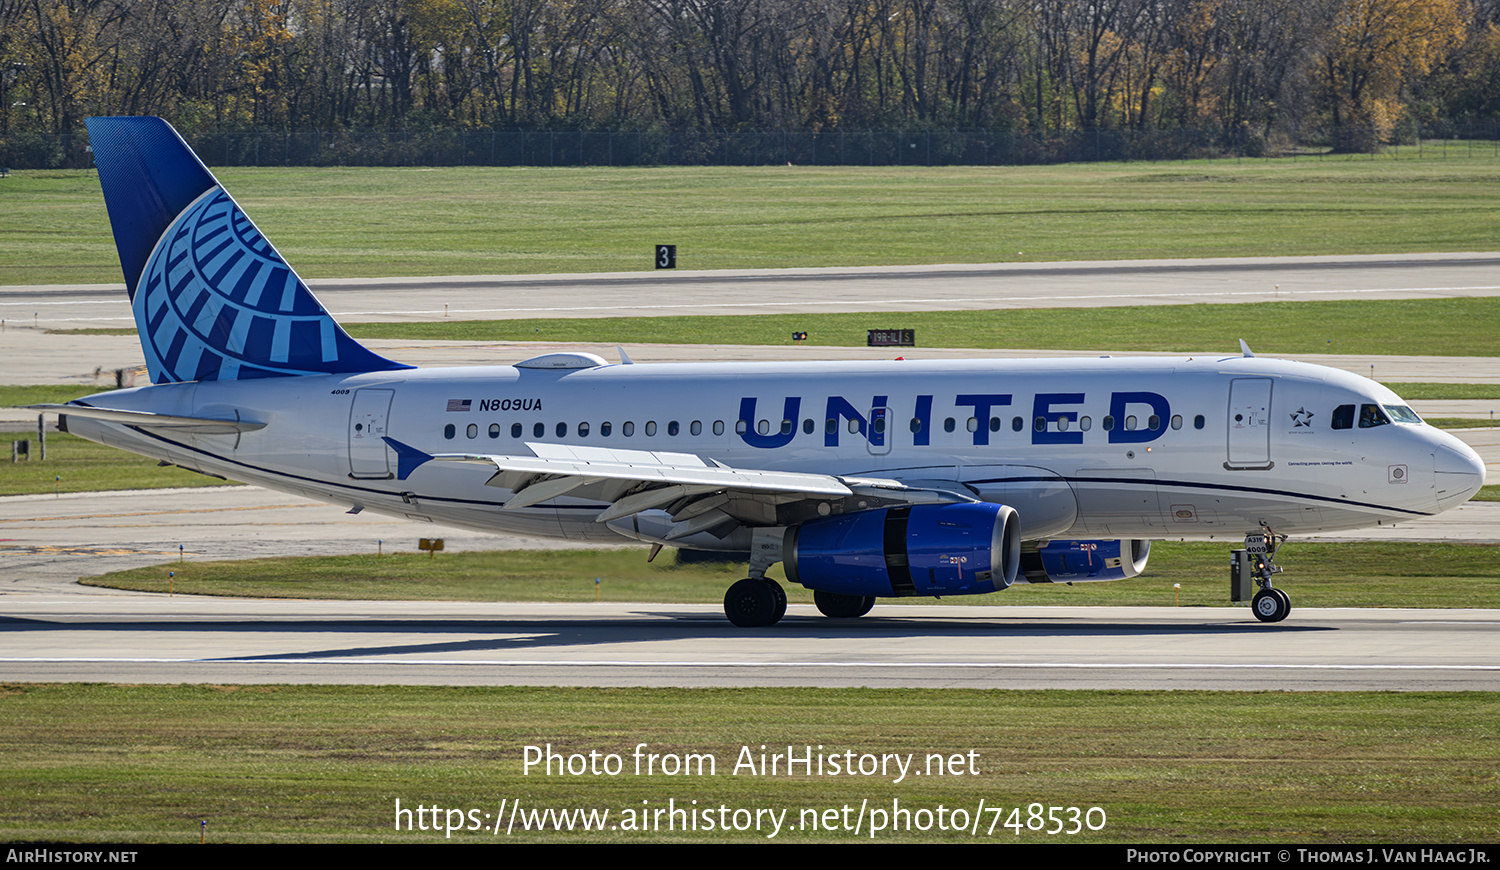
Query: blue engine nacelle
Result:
<box><xmin>783</xmin><ymin>503</ymin><xmax>1020</xmax><ymax>598</ymax></box>
<box><xmin>1017</xmin><ymin>539</ymin><xmax>1151</xmax><ymax>583</ymax></box>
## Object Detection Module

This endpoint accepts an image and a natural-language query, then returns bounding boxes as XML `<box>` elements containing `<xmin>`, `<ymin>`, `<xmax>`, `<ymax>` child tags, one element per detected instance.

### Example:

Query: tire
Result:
<box><xmin>765</xmin><ymin>579</ymin><xmax>788</xmax><ymax>623</ymax></box>
<box><xmin>725</xmin><ymin>578</ymin><xmax>780</xmax><ymax>627</ymax></box>
<box><xmin>814</xmin><ymin>590</ymin><xmax>876</xmax><ymax>619</ymax></box>
<box><xmin>1252</xmin><ymin>587</ymin><xmax>1291</xmax><ymax>623</ymax></box>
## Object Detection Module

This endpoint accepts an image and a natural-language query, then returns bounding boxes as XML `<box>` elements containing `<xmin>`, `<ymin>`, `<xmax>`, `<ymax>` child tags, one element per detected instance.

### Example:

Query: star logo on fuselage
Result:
<box><xmin>1290</xmin><ymin>407</ymin><xmax>1314</xmax><ymax>428</ymax></box>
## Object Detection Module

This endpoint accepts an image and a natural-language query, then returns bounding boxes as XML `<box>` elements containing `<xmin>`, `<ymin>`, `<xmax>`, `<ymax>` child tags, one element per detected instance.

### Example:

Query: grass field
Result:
<box><xmin>86</xmin><ymin>541</ymin><xmax>1500</xmax><ymax>611</ymax></box>
<box><xmin>0</xmin><ymin>384</ymin><xmax>118</xmax><ymax>406</ymax></box>
<box><xmin>340</xmin><ymin>296</ymin><xmax>1500</xmax><ymax>358</ymax></box>
<box><xmin>0</xmin><ymin>684</ymin><xmax>1494</xmax><ymax>843</ymax></box>
<box><xmin>5</xmin><ymin>158</ymin><xmax>1500</xmax><ymax>285</ymax></box>
<box><xmin>0</xmin><ymin>431</ymin><xmax>234</xmax><ymax>495</ymax></box>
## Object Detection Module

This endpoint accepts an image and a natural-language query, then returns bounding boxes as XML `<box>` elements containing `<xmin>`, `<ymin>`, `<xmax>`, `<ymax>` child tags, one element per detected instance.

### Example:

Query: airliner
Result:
<box><xmin>33</xmin><ymin>117</ymin><xmax>1486</xmax><ymax>626</ymax></box>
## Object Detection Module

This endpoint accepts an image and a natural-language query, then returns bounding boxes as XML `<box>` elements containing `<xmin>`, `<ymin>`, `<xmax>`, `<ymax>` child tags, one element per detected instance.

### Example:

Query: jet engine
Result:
<box><xmin>1017</xmin><ymin>539</ymin><xmax>1151</xmax><ymax>583</ymax></box>
<box><xmin>783</xmin><ymin>502</ymin><xmax>1020</xmax><ymax>598</ymax></box>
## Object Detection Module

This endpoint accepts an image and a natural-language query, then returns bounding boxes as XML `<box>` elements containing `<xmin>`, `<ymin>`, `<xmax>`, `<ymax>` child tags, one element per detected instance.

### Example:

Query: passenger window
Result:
<box><xmin>511</xmin><ymin>422</ymin><xmax>522</xmax><ymax>438</ymax></box>
<box><xmin>714</xmin><ymin>421</ymin><xmax>725</xmax><ymax>436</ymax></box>
<box><xmin>578</xmin><ymin>422</ymin><xmax>589</xmax><ymax>437</ymax></box>
<box><xmin>489</xmin><ymin>423</ymin><xmax>500</xmax><ymax>439</ymax></box>
<box><xmin>668</xmin><ymin>421</ymin><xmax>679</xmax><ymax>436</ymax></box>
<box><xmin>692</xmin><ymin>421</ymin><xmax>703</xmax><ymax>436</ymax></box>
<box><xmin>444</xmin><ymin>424</ymin><xmax>456</xmax><ymax>440</ymax></box>
<box><xmin>1331</xmin><ymin>405</ymin><xmax>1354</xmax><ymax>430</ymax></box>
<box><xmin>601</xmin><ymin>421</ymin><xmax>612</xmax><ymax>437</ymax></box>
<box><xmin>533</xmin><ymin>422</ymin><xmax>544</xmax><ymax>438</ymax></box>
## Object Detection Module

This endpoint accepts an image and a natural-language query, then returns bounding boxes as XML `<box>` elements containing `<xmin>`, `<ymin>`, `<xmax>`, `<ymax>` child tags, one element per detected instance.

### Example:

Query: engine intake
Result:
<box><xmin>784</xmin><ymin>502</ymin><xmax>1020</xmax><ymax>598</ymax></box>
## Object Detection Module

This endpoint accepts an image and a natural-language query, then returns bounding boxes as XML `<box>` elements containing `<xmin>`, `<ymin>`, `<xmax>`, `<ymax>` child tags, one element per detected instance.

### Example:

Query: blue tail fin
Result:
<box><xmin>86</xmin><ymin>117</ymin><xmax>411</xmax><ymax>384</ymax></box>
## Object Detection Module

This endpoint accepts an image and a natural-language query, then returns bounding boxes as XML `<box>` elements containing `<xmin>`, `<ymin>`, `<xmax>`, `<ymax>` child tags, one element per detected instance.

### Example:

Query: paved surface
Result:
<box><xmin>4</xmin><ymin>595</ymin><xmax>1499</xmax><ymax>690</ymax></box>
<box><xmin>8</xmin><ymin>252</ymin><xmax>1500</xmax><ymax>325</ymax></box>
<box><xmin>2</xmin><ymin>256</ymin><xmax>1497</xmax><ymax>689</ymax></box>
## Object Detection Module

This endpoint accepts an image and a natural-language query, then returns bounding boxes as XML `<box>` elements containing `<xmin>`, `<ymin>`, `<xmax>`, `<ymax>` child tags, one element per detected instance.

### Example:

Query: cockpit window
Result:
<box><xmin>1331</xmin><ymin>404</ymin><xmax>1354</xmax><ymax>430</ymax></box>
<box><xmin>1358</xmin><ymin>404</ymin><xmax>1390</xmax><ymax>428</ymax></box>
<box><xmin>1384</xmin><ymin>404</ymin><xmax>1422</xmax><ymax>424</ymax></box>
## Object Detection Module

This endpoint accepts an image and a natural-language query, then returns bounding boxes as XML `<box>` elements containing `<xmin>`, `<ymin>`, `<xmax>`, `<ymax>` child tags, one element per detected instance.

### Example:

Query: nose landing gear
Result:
<box><xmin>1246</xmin><ymin>527</ymin><xmax>1290</xmax><ymax>623</ymax></box>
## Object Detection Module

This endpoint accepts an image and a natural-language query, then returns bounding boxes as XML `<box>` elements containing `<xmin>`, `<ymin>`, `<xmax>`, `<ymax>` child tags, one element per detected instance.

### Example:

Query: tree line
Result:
<box><xmin>2</xmin><ymin>0</ymin><xmax>1498</xmax><ymax>154</ymax></box>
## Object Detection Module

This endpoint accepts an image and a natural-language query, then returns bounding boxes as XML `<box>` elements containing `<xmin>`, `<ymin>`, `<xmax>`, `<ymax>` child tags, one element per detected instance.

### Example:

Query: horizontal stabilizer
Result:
<box><xmin>28</xmin><ymin>403</ymin><xmax>265</xmax><ymax>434</ymax></box>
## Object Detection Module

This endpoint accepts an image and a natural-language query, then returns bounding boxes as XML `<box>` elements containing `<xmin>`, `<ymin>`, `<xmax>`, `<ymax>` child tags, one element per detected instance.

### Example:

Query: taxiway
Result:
<box><xmin>3</xmin><ymin>256</ymin><xmax>1497</xmax><ymax>690</ymax></box>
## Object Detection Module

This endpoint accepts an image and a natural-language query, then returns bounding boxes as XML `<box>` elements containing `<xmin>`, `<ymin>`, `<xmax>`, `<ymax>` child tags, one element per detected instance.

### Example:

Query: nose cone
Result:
<box><xmin>1434</xmin><ymin>439</ymin><xmax>1486</xmax><ymax>511</ymax></box>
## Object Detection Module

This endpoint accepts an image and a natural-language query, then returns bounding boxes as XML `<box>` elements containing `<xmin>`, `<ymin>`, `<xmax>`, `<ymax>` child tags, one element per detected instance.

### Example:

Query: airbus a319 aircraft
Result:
<box><xmin>36</xmin><ymin>117</ymin><xmax>1486</xmax><ymax>627</ymax></box>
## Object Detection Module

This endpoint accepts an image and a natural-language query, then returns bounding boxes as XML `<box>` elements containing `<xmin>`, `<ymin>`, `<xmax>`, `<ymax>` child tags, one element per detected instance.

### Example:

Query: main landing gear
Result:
<box><xmin>1246</xmin><ymin>527</ymin><xmax>1291</xmax><ymax>623</ymax></box>
<box><xmin>724</xmin><ymin>577</ymin><xmax>786</xmax><ymax>627</ymax></box>
<box><xmin>722</xmin><ymin>582</ymin><xmax>877</xmax><ymax>626</ymax></box>
<box><xmin>720</xmin><ymin>529</ymin><xmax>878</xmax><ymax>627</ymax></box>
<box><xmin>724</xmin><ymin>528</ymin><xmax>791</xmax><ymax>628</ymax></box>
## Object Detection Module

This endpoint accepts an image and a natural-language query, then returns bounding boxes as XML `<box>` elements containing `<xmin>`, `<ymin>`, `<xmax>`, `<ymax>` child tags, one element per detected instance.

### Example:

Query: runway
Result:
<box><xmin>4</xmin><ymin>595</ymin><xmax>1499</xmax><ymax>690</ymax></box>
<box><xmin>3</xmin><ymin>255</ymin><xmax>1498</xmax><ymax>690</ymax></box>
<box><xmin>7</xmin><ymin>252</ymin><xmax>1500</xmax><ymax>330</ymax></box>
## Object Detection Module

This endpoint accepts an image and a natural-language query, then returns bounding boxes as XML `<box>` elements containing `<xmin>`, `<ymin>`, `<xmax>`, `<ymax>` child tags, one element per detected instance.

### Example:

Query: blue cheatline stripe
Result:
<box><xmin>965</xmin><ymin>475</ymin><xmax>1433</xmax><ymax>518</ymax></box>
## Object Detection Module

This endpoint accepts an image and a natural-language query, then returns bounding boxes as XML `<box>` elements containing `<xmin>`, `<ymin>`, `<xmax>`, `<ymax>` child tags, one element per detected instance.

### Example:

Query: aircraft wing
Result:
<box><xmin>402</xmin><ymin>439</ymin><xmax>973</xmax><ymax>540</ymax></box>
<box><xmin>27</xmin><ymin>403</ymin><xmax>266</xmax><ymax>434</ymax></box>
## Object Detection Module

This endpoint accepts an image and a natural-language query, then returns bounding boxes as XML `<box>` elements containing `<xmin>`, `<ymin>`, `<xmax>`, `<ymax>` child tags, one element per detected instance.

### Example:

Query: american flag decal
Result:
<box><xmin>446</xmin><ymin>399</ymin><xmax>471</xmax><ymax>412</ymax></box>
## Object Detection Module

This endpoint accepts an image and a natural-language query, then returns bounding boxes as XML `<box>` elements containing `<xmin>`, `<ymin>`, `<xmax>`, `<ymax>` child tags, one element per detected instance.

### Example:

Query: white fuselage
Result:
<box><xmin>65</xmin><ymin>353</ymin><xmax>1485</xmax><ymax>547</ymax></box>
